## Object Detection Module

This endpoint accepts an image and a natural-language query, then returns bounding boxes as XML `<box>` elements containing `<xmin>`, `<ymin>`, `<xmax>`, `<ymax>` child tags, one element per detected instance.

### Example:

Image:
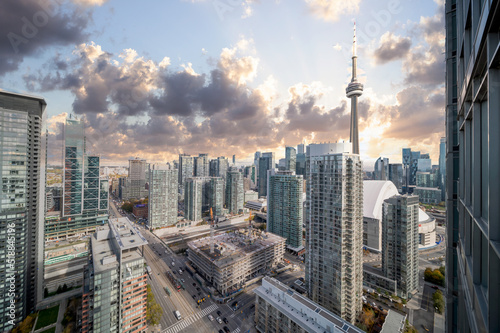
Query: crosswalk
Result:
<box><xmin>232</xmin><ymin>328</ymin><xmax>240</xmax><ymax>333</ymax></box>
<box><xmin>162</xmin><ymin>304</ymin><xmax>219</xmax><ymax>333</ymax></box>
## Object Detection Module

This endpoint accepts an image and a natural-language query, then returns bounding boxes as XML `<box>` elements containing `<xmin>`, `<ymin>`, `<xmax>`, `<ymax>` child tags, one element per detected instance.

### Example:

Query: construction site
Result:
<box><xmin>187</xmin><ymin>227</ymin><xmax>286</xmax><ymax>297</ymax></box>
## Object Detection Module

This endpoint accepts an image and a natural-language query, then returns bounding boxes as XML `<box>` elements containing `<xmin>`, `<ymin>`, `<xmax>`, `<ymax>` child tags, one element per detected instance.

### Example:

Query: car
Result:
<box><xmin>196</xmin><ymin>287</ymin><xmax>201</xmax><ymax>291</ymax></box>
<box><xmin>219</xmin><ymin>330</ymin><xmax>224</xmax><ymax>333</ymax></box>
<box><xmin>181</xmin><ymin>279</ymin><xmax>185</xmax><ymax>283</ymax></box>
<box><xmin>217</xmin><ymin>310</ymin><xmax>222</xmax><ymax>316</ymax></box>
<box><xmin>193</xmin><ymin>283</ymin><xmax>197</xmax><ymax>286</ymax></box>
<box><xmin>431</xmin><ymin>286</ymin><xmax>439</xmax><ymax>290</ymax></box>
<box><xmin>208</xmin><ymin>314</ymin><xmax>214</xmax><ymax>321</ymax></box>
<box><xmin>192</xmin><ymin>295</ymin><xmax>196</xmax><ymax>299</ymax></box>
<box><xmin>223</xmin><ymin>326</ymin><xmax>230</xmax><ymax>333</ymax></box>
<box><xmin>216</xmin><ymin>317</ymin><xmax>222</xmax><ymax>324</ymax></box>
<box><xmin>223</xmin><ymin>318</ymin><xmax>228</xmax><ymax>324</ymax></box>
<box><xmin>198</xmin><ymin>292</ymin><xmax>202</xmax><ymax>296</ymax></box>
<box><xmin>173</xmin><ymin>271</ymin><xmax>177</xmax><ymax>275</ymax></box>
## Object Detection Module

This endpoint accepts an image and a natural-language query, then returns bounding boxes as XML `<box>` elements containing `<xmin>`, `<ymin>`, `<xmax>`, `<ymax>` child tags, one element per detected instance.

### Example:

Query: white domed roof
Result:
<box><xmin>363</xmin><ymin>181</ymin><xmax>399</xmax><ymax>221</ymax></box>
<box><xmin>363</xmin><ymin>180</ymin><xmax>434</xmax><ymax>223</ymax></box>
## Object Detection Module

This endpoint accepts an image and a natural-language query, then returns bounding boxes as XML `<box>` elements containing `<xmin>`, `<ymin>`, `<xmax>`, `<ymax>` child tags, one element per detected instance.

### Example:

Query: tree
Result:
<box><xmin>56</xmin><ymin>285</ymin><xmax>62</xmax><ymax>294</ymax></box>
<box><xmin>12</xmin><ymin>314</ymin><xmax>37</xmax><ymax>333</ymax></box>
<box><xmin>146</xmin><ymin>285</ymin><xmax>162</xmax><ymax>326</ymax></box>
<box><xmin>359</xmin><ymin>307</ymin><xmax>376</xmax><ymax>329</ymax></box>
<box><xmin>62</xmin><ymin>283</ymin><xmax>68</xmax><ymax>292</ymax></box>
<box><xmin>433</xmin><ymin>290</ymin><xmax>445</xmax><ymax>314</ymax></box>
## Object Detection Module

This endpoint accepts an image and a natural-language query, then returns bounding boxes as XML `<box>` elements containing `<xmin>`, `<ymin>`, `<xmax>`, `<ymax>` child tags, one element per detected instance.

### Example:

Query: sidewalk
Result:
<box><xmin>434</xmin><ymin>313</ymin><xmax>445</xmax><ymax>333</ymax></box>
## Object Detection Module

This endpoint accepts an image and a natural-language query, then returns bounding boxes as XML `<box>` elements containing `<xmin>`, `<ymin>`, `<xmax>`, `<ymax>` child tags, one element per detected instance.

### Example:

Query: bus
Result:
<box><xmin>165</xmin><ymin>286</ymin><xmax>171</xmax><ymax>296</ymax></box>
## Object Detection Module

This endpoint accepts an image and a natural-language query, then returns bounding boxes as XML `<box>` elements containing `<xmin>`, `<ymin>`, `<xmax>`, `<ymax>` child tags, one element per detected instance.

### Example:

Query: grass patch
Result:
<box><xmin>39</xmin><ymin>327</ymin><xmax>56</xmax><ymax>333</ymax></box>
<box><xmin>35</xmin><ymin>305</ymin><xmax>59</xmax><ymax>330</ymax></box>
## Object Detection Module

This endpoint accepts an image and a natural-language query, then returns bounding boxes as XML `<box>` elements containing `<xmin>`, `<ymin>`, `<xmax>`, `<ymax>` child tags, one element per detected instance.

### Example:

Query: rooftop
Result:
<box><xmin>188</xmin><ymin>229</ymin><xmax>285</xmax><ymax>268</ymax></box>
<box><xmin>380</xmin><ymin>310</ymin><xmax>406</xmax><ymax>333</ymax></box>
<box><xmin>255</xmin><ymin>277</ymin><xmax>363</xmax><ymax>333</ymax></box>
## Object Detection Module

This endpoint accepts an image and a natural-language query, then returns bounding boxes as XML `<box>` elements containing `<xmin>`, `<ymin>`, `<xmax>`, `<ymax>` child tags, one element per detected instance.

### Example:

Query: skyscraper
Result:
<box><xmin>209</xmin><ymin>156</ymin><xmax>229</xmax><ymax>179</ymax></box>
<box><xmin>148</xmin><ymin>164</ymin><xmax>178</xmax><ymax>229</ymax></box>
<box><xmin>388</xmin><ymin>163</ymin><xmax>403</xmax><ymax>191</ymax></box>
<box><xmin>285</xmin><ymin>146</ymin><xmax>296</xmax><ymax>172</ymax></box>
<box><xmin>445</xmin><ymin>1</ymin><xmax>500</xmax><ymax>332</ymax></box>
<box><xmin>126</xmin><ymin>158</ymin><xmax>147</xmax><ymax>199</ymax></box>
<box><xmin>439</xmin><ymin>137</ymin><xmax>446</xmax><ymax>201</ymax></box>
<box><xmin>267</xmin><ymin>170</ymin><xmax>303</xmax><ymax>249</ymax></box>
<box><xmin>306</xmin><ymin>143</ymin><xmax>363</xmax><ymax>324</ymax></box>
<box><xmin>382</xmin><ymin>195</ymin><xmax>419</xmax><ymax>299</ymax></box>
<box><xmin>345</xmin><ymin>23</ymin><xmax>363</xmax><ymax>155</ymax></box>
<box><xmin>258</xmin><ymin>152</ymin><xmax>275</xmax><ymax>197</ymax></box>
<box><xmin>45</xmin><ymin>119</ymin><xmax>108</xmax><ymax>240</ymax></box>
<box><xmin>297</xmin><ymin>143</ymin><xmax>305</xmax><ymax>155</ymax></box>
<box><xmin>82</xmin><ymin>218</ymin><xmax>148</xmax><ymax>333</ymax></box>
<box><xmin>194</xmin><ymin>153</ymin><xmax>209</xmax><ymax>177</ymax></box>
<box><xmin>374</xmin><ymin>157</ymin><xmax>389</xmax><ymax>180</ymax></box>
<box><xmin>0</xmin><ymin>91</ymin><xmax>46</xmax><ymax>330</ymax></box>
<box><xmin>209</xmin><ymin>177</ymin><xmax>224</xmax><ymax>216</ymax></box>
<box><xmin>184</xmin><ymin>178</ymin><xmax>203</xmax><ymax>221</ymax></box>
<box><xmin>178</xmin><ymin>154</ymin><xmax>194</xmax><ymax>186</ymax></box>
<box><xmin>225</xmin><ymin>170</ymin><xmax>244</xmax><ymax>214</ymax></box>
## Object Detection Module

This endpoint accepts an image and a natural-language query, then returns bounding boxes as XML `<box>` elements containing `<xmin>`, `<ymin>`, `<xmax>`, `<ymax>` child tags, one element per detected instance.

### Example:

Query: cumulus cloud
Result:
<box><xmin>304</xmin><ymin>0</ymin><xmax>361</xmax><ymax>22</ymax></box>
<box><xmin>0</xmin><ymin>0</ymin><xmax>91</xmax><ymax>75</ymax></box>
<box><xmin>72</xmin><ymin>0</ymin><xmax>109</xmax><ymax>6</ymax></box>
<box><xmin>373</xmin><ymin>32</ymin><xmax>411</xmax><ymax>64</ymax></box>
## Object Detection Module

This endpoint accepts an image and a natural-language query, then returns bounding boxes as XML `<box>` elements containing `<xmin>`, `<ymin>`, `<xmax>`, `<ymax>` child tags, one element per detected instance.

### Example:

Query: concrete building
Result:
<box><xmin>295</xmin><ymin>152</ymin><xmax>306</xmax><ymax>177</ymax></box>
<box><xmin>209</xmin><ymin>177</ymin><xmax>224</xmax><ymax>216</ymax></box>
<box><xmin>226</xmin><ymin>170</ymin><xmax>244</xmax><ymax>214</ymax></box>
<box><xmin>306</xmin><ymin>142</ymin><xmax>363</xmax><ymax>324</ymax></box>
<box><xmin>258</xmin><ymin>152</ymin><xmax>275</xmax><ymax>197</ymax></box>
<box><xmin>194</xmin><ymin>153</ymin><xmax>209</xmax><ymax>177</ymax></box>
<box><xmin>133</xmin><ymin>204</ymin><xmax>148</xmax><ymax>219</ymax></box>
<box><xmin>81</xmin><ymin>218</ymin><xmax>148</xmax><ymax>333</ymax></box>
<box><xmin>187</xmin><ymin>229</ymin><xmax>285</xmax><ymax>296</ymax></box>
<box><xmin>267</xmin><ymin>170</ymin><xmax>303</xmax><ymax>249</ymax></box>
<box><xmin>245</xmin><ymin>198</ymin><xmax>267</xmax><ymax>212</ymax></box>
<box><xmin>209</xmin><ymin>156</ymin><xmax>229</xmax><ymax>179</ymax></box>
<box><xmin>254</xmin><ymin>277</ymin><xmax>364</xmax><ymax>333</ymax></box>
<box><xmin>178</xmin><ymin>154</ymin><xmax>194</xmax><ymax>186</ymax></box>
<box><xmin>416</xmin><ymin>172</ymin><xmax>437</xmax><ymax>188</ymax></box>
<box><xmin>382</xmin><ymin>195</ymin><xmax>419</xmax><ymax>299</ymax></box>
<box><xmin>44</xmin><ymin>119</ymin><xmax>109</xmax><ymax>241</ymax></box>
<box><xmin>148</xmin><ymin>164</ymin><xmax>178</xmax><ymax>229</ymax></box>
<box><xmin>184</xmin><ymin>178</ymin><xmax>203</xmax><ymax>222</ymax></box>
<box><xmin>244</xmin><ymin>190</ymin><xmax>258</xmax><ymax>203</ymax></box>
<box><xmin>285</xmin><ymin>146</ymin><xmax>296</xmax><ymax>172</ymax></box>
<box><xmin>278</xmin><ymin>158</ymin><xmax>286</xmax><ymax>171</ymax></box>
<box><xmin>417</xmin><ymin>158</ymin><xmax>432</xmax><ymax>172</ymax></box>
<box><xmin>244</xmin><ymin>165</ymin><xmax>256</xmax><ymax>184</ymax></box>
<box><xmin>0</xmin><ymin>91</ymin><xmax>47</xmax><ymax>329</ymax></box>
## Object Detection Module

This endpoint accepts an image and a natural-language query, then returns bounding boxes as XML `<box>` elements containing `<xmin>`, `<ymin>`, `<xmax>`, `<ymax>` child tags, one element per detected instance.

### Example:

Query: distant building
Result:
<box><xmin>187</xmin><ymin>229</ymin><xmax>285</xmax><ymax>295</ymax></box>
<box><xmin>244</xmin><ymin>190</ymin><xmax>258</xmax><ymax>203</ymax></box>
<box><xmin>254</xmin><ymin>277</ymin><xmax>364</xmax><ymax>333</ymax></box>
<box><xmin>417</xmin><ymin>158</ymin><xmax>432</xmax><ymax>172</ymax></box>
<box><xmin>413</xmin><ymin>187</ymin><xmax>442</xmax><ymax>204</ymax></box>
<box><xmin>244</xmin><ymin>165</ymin><xmax>256</xmax><ymax>184</ymax></box>
<box><xmin>148</xmin><ymin>164</ymin><xmax>178</xmax><ymax>229</ymax></box>
<box><xmin>258</xmin><ymin>152</ymin><xmax>275</xmax><ymax>197</ymax></box>
<box><xmin>416</xmin><ymin>171</ymin><xmax>437</xmax><ymax>188</ymax></box>
<box><xmin>82</xmin><ymin>218</ymin><xmax>148</xmax><ymax>333</ymax></box>
<box><xmin>295</xmin><ymin>152</ymin><xmax>306</xmax><ymax>176</ymax></box>
<box><xmin>374</xmin><ymin>157</ymin><xmax>389</xmax><ymax>180</ymax></box>
<box><xmin>285</xmin><ymin>146</ymin><xmax>296</xmax><ymax>172</ymax></box>
<box><xmin>179</xmin><ymin>154</ymin><xmax>194</xmax><ymax>186</ymax></box>
<box><xmin>184</xmin><ymin>178</ymin><xmax>203</xmax><ymax>221</ymax></box>
<box><xmin>225</xmin><ymin>170</ymin><xmax>244</xmax><ymax>214</ymax></box>
<box><xmin>209</xmin><ymin>177</ymin><xmax>225</xmax><ymax>216</ymax></box>
<box><xmin>194</xmin><ymin>154</ymin><xmax>209</xmax><ymax>177</ymax></box>
<box><xmin>232</xmin><ymin>154</ymin><xmax>236</xmax><ymax>164</ymax></box>
<box><xmin>209</xmin><ymin>156</ymin><xmax>229</xmax><ymax>179</ymax></box>
<box><xmin>245</xmin><ymin>198</ymin><xmax>267</xmax><ymax>212</ymax></box>
<box><xmin>126</xmin><ymin>158</ymin><xmax>148</xmax><ymax>199</ymax></box>
<box><xmin>388</xmin><ymin>163</ymin><xmax>403</xmax><ymax>191</ymax></box>
<box><xmin>278</xmin><ymin>158</ymin><xmax>286</xmax><ymax>171</ymax></box>
<box><xmin>382</xmin><ymin>195</ymin><xmax>419</xmax><ymax>299</ymax></box>
<box><xmin>297</xmin><ymin>143</ymin><xmax>305</xmax><ymax>154</ymax></box>
<box><xmin>267</xmin><ymin>170</ymin><xmax>303</xmax><ymax>249</ymax></box>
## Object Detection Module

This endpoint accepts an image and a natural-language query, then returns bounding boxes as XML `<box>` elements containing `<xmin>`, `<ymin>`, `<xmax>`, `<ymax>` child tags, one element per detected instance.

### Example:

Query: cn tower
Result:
<box><xmin>345</xmin><ymin>22</ymin><xmax>363</xmax><ymax>155</ymax></box>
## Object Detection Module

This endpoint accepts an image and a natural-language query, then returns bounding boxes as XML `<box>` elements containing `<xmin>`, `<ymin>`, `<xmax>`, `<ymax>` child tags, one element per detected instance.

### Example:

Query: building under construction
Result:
<box><xmin>187</xmin><ymin>229</ymin><xmax>286</xmax><ymax>296</ymax></box>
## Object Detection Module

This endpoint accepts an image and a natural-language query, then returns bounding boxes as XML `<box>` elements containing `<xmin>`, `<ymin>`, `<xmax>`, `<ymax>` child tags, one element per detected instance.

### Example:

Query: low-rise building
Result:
<box><xmin>133</xmin><ymin>204</ymin><xmax>148</xmax><ymax>219</ymax></box>
<box><xmin>254</xmin><ymin>277</ymin><xmax>364</xmax><ymax>333</ymax></box>
<box><xmin>187</xmin><ymin>229</ymin><xmax>285</xmax><ymax>296</ymax></box>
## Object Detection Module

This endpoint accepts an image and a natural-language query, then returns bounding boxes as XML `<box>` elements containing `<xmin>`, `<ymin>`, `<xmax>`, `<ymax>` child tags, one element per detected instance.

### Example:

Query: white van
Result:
<box><xmin>174</xmin><ymin>310</ymin><xmax>181</xmax><ymax>320</ymax></box>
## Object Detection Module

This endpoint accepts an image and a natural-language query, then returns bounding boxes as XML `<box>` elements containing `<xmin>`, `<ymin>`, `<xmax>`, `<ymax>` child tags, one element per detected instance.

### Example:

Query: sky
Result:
<box><xmin>0</xmin><ymin>0</ymin><xmax>445</xmax><ymax>169</ymax></box>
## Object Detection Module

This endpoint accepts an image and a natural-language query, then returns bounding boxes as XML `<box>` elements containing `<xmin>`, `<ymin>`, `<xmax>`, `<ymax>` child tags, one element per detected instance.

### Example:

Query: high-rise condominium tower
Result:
<box><xmin>225</xmin><ymin>170</ymin><xmax>244</xmax><ymax>214</ymax></box>
<box><xmin>148</xmin><ymin>164</ymin><xmax>178</xmax><ymax>229</ymax></box>
<box><xmin>127</xmin><ymin>158</ymin><xmax>147</xmax><ymax>199</ymax></box>
<box><xmin>306</xmin><ymin>143</ymin><xmax>363</xmax><ymax>324</ymax></box>
<box><xmin>0</xmin><ymin>91</ymin><xmax>46</xmax><ymax>330</ymax></box>
<box><xmin>258</xmin><ymin>152</ymin><xmax>275</xmax><ymax>197</ymax></box>
<box><xmin>178</xmin><ymin>154</ymin><xmax>194</xmax><ymax>186</ymax></box>
<box><xmin>267</xmin><ymin>170</ymin><xmax>303</xmax><ymax>249</ymax></box>
<box><xmin>382</xmin><ymin>195</ymin><xmax>419</xmax><ymax>299</ymax></box>
<box><xmin>184</xmin><ymin>178</ymin><xmax>203</xmax><ymax>221</ymax></box>
<box><xmin>285</xmin><ymin>146</ymin><xmax>296</xmax><ymax>172</ymax></box>
<box><xmin>445</xmin><ymin>1</ymin><xmax>500</xmax><ymax>332</ymax></box>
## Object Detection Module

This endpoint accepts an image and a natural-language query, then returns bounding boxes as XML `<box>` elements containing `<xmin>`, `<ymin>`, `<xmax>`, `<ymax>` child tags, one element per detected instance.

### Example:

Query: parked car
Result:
<box><xmin>223</xmin><ymin>318</ymin><xmax>228</xmax><ymax>324</ymax></box>
<box><xmin>216</xmin><ymin>317</ymin><xmax>222</xmax><ymax>324</ymax></box>
<box><xmin>208</xmin><ymin>314</ymin><xmax>214</xmax><ymax>321</ymax></box>
<box><xmin>223</xmin><ymin>326</ymin><xmax>230</xmax><ymax>333</ymax></box>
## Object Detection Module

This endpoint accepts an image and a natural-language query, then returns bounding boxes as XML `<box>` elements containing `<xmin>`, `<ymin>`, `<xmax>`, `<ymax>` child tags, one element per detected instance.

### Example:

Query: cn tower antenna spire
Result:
<box><xmin>346</xmin><ymin>20</ymin><xmax>363</xmax><ymax>155</ymax></box>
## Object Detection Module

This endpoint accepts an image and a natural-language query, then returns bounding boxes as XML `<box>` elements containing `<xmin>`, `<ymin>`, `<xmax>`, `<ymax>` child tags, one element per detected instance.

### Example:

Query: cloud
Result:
<box><xmin>0</xmin><ymin>0</ymin><xmax>92</xmax><ymax>75</ymax></box>
<box><xmin>304</xmin><ymin>0</ymin><xmax>361</xmax><ymax>22</ymax></box>
<box><xmin>72</xmin><ymin>0</ymin><xmax>109</xmax><ymax>6</ymax></box>
<box><xmin>373</xmin><ymin>32</ymin><xmax>411</xmax><ymax>64</ymax></box>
